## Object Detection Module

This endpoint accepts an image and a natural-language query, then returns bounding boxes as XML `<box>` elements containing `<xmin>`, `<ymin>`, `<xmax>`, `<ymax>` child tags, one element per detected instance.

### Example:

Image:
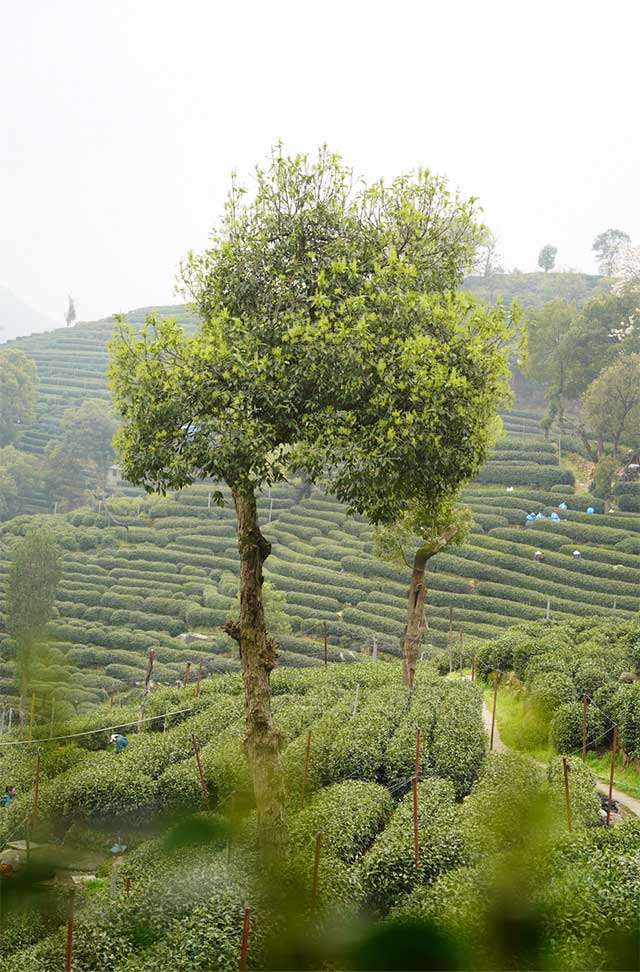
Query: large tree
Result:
<box><xmin>592</xmin><ymin>229</ymin><xmax>631</xmax><ymax>276</ymax></box>
<box><xmin>109</xmin><ymin>147</ymin><xmax>513</xmax><ymax>844</ymax></box>
<box><xmin>0</xmin><ymin>347</ymin><xmax>37</xmax><ymax>446</ymax></box>
<box><xmin>525</xmin><ymin>299</ymin><xmax>580</xmax><ymax>431</ymax></box>
<box><xmin>0</xmin><ymin>445</ymin><xmax>39</xmax><ymax>520</ymax></box>
<box><xmin>6</xmin><ymin>527</ymin><xmax>63</xmax><ymax>703</ymax></box>
<box><xmin>44</xmin><ymin>398</ymin><xmax>118</xmax><ymax>502</ymax></box>
<box><xmin>374</xmin><ymin>497</ymin><xmax>473</xmax><ymax>686</ymax></box>
<box><xmin>538</xmin><ymin>244</ymin><xmax>558</xmax><ymax>273</ymax></box>
<box><xmin>583</xmin><ymin>353</ymin><xmax>640</xmax><ymax>457</ymax></box>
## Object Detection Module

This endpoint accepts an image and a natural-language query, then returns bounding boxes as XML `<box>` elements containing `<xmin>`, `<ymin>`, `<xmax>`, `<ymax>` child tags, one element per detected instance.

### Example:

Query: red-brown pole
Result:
<box><xmin>125</xmin><ymin>877</ymin><xmax>131</xmax><ymax>897</ymax></box>
<box><xmin>607</xmin><ymin>725</ymin><xmax>618</xmax><ymax>826</ymax></box>
<box><xmin>65</xmin><ymin>891</ymin><xmax>75</xmax><ymax>972</ymax></box>
<box><xmin>191</xmin><ymin>733</ymin><xmax>210</xmax><ymax>808</ymax></box>
<box><xmin>195</xmin><ymin>656</ymin><xmax>203</xmax><ymax>698</ymax></box>
<box><xmin>412</xmin><ymin>777</ymin><xmax>420</xmax><ymax>868</ymax></box>
<box><xmin>415</xmin><ymin>727</ymin><xmax>421</xmax><ymax>781</ymax></box>
<box><xmin>323</xmin><ymin>622</ymin><xmax>328</xmax><ymax>669</ymax></box>
<box><xmin>300</xmin><ymin>729</ymin><xmax>312</xmax><ymax>809</ymax></box>
<box><xmin>490</xmin><ymin>671</ymin><xmax>499</xmax><ymax>752</ymax></box>
<box><xmin>239</xmin><ymin>907</ymin><xmax>251</xmax><ymax>972</ymax></box>
<box><xmin>182</xmin><ymin>662</ymin><xmax>191</xmax><ymax>689</ymax></box>
<box><xmin>471</xmin><ymin>654</ymin><xmax>476</xmax><ymax>681</ymax></box>
<box><xmin>459</xmin><ymin>628</ymin><xmax>463</xmax><ymax>674</ymax></box>
<box><xmin>311</xmin><ymin>832</ymin><xmax>322</xmax><ymax>907</ymax></box>
<box><xmin>581</xmin><ymin>693</ymin><xmax>588</xmax><ymax>763</ymax></box>
<box><xmin>562</xmin><ymin>756</ymin><xmax>572</xmax><ymax>832</ymax></box>
<box><xmin>33</xmin><ymin>750</ymin><xmax>41</xmax><ymax>819</ymax></box>
<box><xmin>448</xmin><ymin>607</ymin><xmax>453</xmax><ymax>673</ymax></box>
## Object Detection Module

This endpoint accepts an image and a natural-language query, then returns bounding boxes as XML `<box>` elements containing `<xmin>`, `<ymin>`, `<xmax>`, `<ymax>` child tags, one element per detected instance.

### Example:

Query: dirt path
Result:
<box><xmin>479</xmin><ymin>697</ymin><xmax>640</xmax><ymax>818</ymax></box>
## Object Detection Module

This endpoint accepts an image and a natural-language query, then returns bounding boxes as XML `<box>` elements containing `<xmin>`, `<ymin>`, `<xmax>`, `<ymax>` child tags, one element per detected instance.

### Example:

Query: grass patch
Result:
<box><xmin>585</xmin><ymin>752</ymin><xmax>640</xmax><ymax>800</ymax></box>
<box><xmin>484</xmin><ymin>682</ymin><xmax>553</xmax><ymax>762</ymax></box>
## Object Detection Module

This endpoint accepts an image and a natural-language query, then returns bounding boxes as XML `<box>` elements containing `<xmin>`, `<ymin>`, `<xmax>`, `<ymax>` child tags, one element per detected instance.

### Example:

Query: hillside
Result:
<box><xmin>463</xmin><ymin>271</ymin><xmax>609</xmax><ymax>309</ymax></box>
<box><xmin>0</xmin><ymin>287</ymin><xmax>59</xmax><ymax>344</ymax></box>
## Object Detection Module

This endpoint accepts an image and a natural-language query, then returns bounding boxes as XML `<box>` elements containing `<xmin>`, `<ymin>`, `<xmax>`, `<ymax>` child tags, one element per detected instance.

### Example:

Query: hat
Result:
<box><xmin>109</xmin><ymin>734</ymin><xmax>117</xmax><ymax>743</ymax></box>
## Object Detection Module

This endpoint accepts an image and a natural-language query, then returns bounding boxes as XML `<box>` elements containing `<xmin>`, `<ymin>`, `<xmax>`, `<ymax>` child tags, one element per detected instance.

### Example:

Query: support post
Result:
<box><xmin>612</xmin><ymin>596</ymin><xmax>617</xmax><ymax>615</ymax></box>
<box><xmin>412</xmin><ymin>777</ymin><xmax>420</xmax><ymax>868</ymax></box>
<box><xmin>0</xmin><ymin>706</ymin><xmax>5</xmax><ymax>735</ymax></box>
<box><xmin>448</xmin><ymin>607</ymin><xmax>453</xmax><ymax>673</ymax></box>
<box><xmin>65</xmin><ymin>891</ymin><xmax>75</xmax><ymax>972</ymax></box>
<box><xmin>582</xmin><ymin>693</ymin><xmax>588</xmax><ymax>763</ymax></box>
<box><xmin>110</xmin><ymin>861</ymin><xmax>117</xmax><ymax>899</ymax></box>
<box><xmin>490</xmin><ymin>671</ymin><xmax>499</xmax><ymax>752</ymax></box>
<box><xmin>323</xmin><ymin>622</ymin><xmax>328</xmax><ymax>669</ymax></box>
<box><xmin>239</xmin><ymin>907</ymin><xmax>251</xmax><ymax>972</ymax></box>
<box><xmin>545</xmin><ymin>598</ymin><xmax>551</xmax><ymax>621</ymax></box>
<box><xmin>459</xmin><ymin>628</ymin><xmax>463</xmax><ymax>675</ymax></box>
<box><xmin>607</xmin><ymin>725</ymin><xmax>618</xmax><ymax>826</ymax></box>
<box><xmin>352</xmin><ymin>683</ymin><xmax>360</xmax><ymax>717</ymax></box>
<box><xmin>195</xmin><ymin>656</ymin><xmax>204</xmax><ymax>698</ymax></box>
<box><xmin>125</xmin><ymin>877</ymin><xmax>131</xmax><ymax>897</ymax></box>
<box><xmin>33</xmin><ymin>751</ymin><xmax>41</xmax><ymax>819</ymax></box>
<box><xmin>300</xmin><ymin>730</ymin><xmax>312</xmax><ymax>809</ymax></box>
<box><xmin>415</xmin><ymin>726</ymin><xmax>421</xmax><ymax>781</ymax></box>
<box><xmin>471</xmin><ymin>654</ymin><xmax>476</xmax><ymax>681</ymax></box>
<box><xmin>28</xmin><ymin>691</ymin><xmax>36</xmax><ymax>740</ymax></box>
<box><xmin>311</xmin><ymin>832</ymin><xmax>322</xmax><ymax>908</ymax></box>
<box><xmin>182</xmin><ymin>661</ymin><xmax>191</xmax><ymax>689</ymax></box>
<box><xmin>191</xmin><ymin>733</ymin><xmax>210</xmax><ymax>808</ymax></box>
<box><xmin>7</xmin><ymin>708</ymin><xmax>12</xmax><ymax>732</ymax></box>
<box><xmin>562</xmin><ymin>756</ymin><xmax>572</xmax><ymax>831</ymax></box>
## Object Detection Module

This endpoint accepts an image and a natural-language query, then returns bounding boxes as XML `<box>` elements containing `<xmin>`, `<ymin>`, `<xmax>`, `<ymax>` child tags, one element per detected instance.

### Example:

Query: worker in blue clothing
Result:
<box><xmin>109</xmin><ymin>733</ymin><xmax>128</xmax><ymax>754</ymax></box>
<box><xmin>0</xmin><ymin>786</ymin><xmax>16</xmax><ymax>807</ymax></box>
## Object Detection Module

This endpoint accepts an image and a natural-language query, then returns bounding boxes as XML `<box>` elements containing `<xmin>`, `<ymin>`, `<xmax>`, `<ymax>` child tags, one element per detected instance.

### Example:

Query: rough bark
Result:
<box><xmin>402</xmin><ymin>549</ymin><xmax>428</xmax><ymax>688</ymax></box>
<box><xmin>227</xmin><ymin>486</ymin><xmax>287</xmax><ymax>849</ymax></box>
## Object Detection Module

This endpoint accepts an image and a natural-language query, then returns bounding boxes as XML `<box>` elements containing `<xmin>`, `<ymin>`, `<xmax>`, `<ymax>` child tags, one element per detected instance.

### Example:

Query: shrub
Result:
<box><xmin>546</xmin><ymin>756</ymin><xmax>600</xmax><ymax>828</ymax></box>
<box><xmin>359</xmin><ymin>779</ymin><xmax>464</xmax><ymax>914</ymax></box>
<box><xmin>290</xmin><ymin>780</ymin><xmax>392</xmax><ymax>862</ymax></box>
<box><xmin>618</xmin><ymin>494</ymin><xmax>640</xmax><ymax>512</ymax></box>
<box><xmin>529</xmin><ymin>671</ymin><xmax>575</xmax><ymax>715</ymax></box>
<box><xmin>431</xmin><ymin>682</ymin><xmax>487</xmax><ymax>798</ymax></box>
<box><xmin>549</xmin><ymin>702</ymin><xmax>607</xmax><ymax>754</ymax></box>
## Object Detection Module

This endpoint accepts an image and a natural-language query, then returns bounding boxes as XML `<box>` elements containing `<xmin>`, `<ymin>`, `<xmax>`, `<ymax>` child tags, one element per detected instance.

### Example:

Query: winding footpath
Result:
<box><xmin>479</xmin><ymin>696</ymin><xmax>640</xmax><ymax>819</ymax></box>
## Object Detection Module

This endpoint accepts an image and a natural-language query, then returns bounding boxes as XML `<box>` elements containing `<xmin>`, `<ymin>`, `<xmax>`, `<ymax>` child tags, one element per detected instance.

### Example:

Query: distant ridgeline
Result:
<box><xmin>0</xmin><ymin>288</ymin><xmax>637</xmax><ymax>708</ymax></box>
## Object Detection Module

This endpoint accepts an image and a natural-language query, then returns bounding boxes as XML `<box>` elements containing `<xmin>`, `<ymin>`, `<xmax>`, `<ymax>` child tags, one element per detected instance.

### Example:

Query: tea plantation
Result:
<box><xmin>0</xmin><ymin>660</ymin><xmax>637</xmax><ymax>971</ymax></box>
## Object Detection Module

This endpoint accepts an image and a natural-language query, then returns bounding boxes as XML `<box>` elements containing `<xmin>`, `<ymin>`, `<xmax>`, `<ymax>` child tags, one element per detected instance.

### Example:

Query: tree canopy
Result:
<box><xmin>110</xmin><ymin>146</ymin><xmax>517</xmax><ymax>843</ymax></box>
<box><xmin>0</xmin><ymin>347</ymin><xmax>37</xmax><ymax>447</ymax></box>
<box><xmin>44</xmin><ymin>398</ymin><xmax>118</xmax><ymax>501</ymax></box>
<box><xmin>0</xmin><ymin>445</ymin><xmax>39</xmax><ymax>521</ymax></box>
<box><xmin>538</xmin><ymin>245</ymin><xmax>557</xmax><ymax>273</ymax></box>
<box><xmin>592</xmin><ymin>228</ymin><xmax>630</xmax><ymax>275</ymax></box>
<box><xmin>583</xmin><ymin>353</ymin><xmax>640</xmax><ymax>457</ymax></box>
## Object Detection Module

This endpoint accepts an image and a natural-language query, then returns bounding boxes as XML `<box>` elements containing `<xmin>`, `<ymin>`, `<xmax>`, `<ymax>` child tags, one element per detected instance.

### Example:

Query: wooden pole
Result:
<box><xmin>28</xmin><ymin>691</ymin><xmax>36</xmax><ymax>740</ymax></box>
<box><xmin>545</xmin><ymin>597</ymin><xmax>551</xmax><ymax>620</ymax></box>
<box><xmin>195</xmin><ymin>656</ymin><xmax>204</xmax><ymax>698</ymax></box>
<box><xmin>33</xmin><ymin>751</ymin><xmax>41</xmax><ymax>819</ymax></box>
<box><xmin>412</xmin><ymin>777</ymin><xmax>420</xmax><ymax>868</ymax></box>
<box><xmin>300</xmin><ymin>730</ymin><xmax>312</xmax><ymax>809</ymax></box>
<box><xmin>490</xmin><ymin>671</ymin><xmax>499</xmax><ymax>752</ymax></box>
<box><xmin>471</xmin><ymin>654</ymin><xmax>476</xmax><ymax>681</ymax></box>
<box><xmin>562</xmin><ymin>756</ymin><xmax>572</xmax><ymax>831</ymax></box>
<box><xmin>191</xmin><ymin>733</ymin><xmax>210</xmax><ymax>808</ymax></box>
<box><xmin>607</xmin><ymin>725</ymin><xmax>618</xmax><ymax>826</ymax></box>
<box><xmin>239</xmin><ymin>907</ymin><xmax>251</xmax><ymax>972</ymax></box>
<box><xmin>415</xmin><ymin>726</ymin><xmax>421</xmax><ymax>781</ymax></box>
<box><xmin>226</xmin><ymin>792</ymin><xmax>236</xmax><ymax>864</ymax></box>
<box><xmin>352</xmin><ymin>683</ymin><xmax>360</xmax><ymax>716</ymax></box>
<box><xmin>311</xmin><ymin>832</ymin><xmax>322</xmax><ymax>907</ymax></box>
<box><xmin>459</xmin><ymin>628</ymin><xmax>463</xmax><ymax>675</ymax></box>
<box><xmin>448</xmin><ymin>607</ymin><xmax>453</xmax><ymax>673</ymax></box>
<box><xmin>125</xmin><ymin>876</ymin><xmax>131</xmax><ymax>897</ymax></box>
<box><xmin>182</xmin><ymin>662</ymin><xmax>191</xmax><ymax>689</ymax></box>
<box><xmin>323</xmin><ymin>622</ymin><xmax>328</xmax><ymax>669</ymax></box>
<box><xmin>581</xmin><ymin>693</ymin><xmax>588</xmax><ymax>763</ymax></box>
<box><xmin>65</xmin><ymin>891</ymin><xmax>75</xmax><ymax>972</ymax></box>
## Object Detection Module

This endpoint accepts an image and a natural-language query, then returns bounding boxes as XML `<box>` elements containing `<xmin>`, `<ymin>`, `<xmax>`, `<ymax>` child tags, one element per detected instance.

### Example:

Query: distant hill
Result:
<box><xmin>0</xmin><ymin>286</ymin><xmax>59</xmax><ymax>343</ymax></box>
<box><xmin>464</xmin><ymin>271</ymin><xmax>609</xmax><ymax>309</ymax></box>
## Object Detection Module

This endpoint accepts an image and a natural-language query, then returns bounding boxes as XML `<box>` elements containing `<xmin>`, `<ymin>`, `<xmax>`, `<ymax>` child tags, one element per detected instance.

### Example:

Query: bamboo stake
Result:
<box><xmin>415</xmin><ymin>726</ymin><xmax>421</xmax><ymax>781</ymax></box>
<box><xmin>459</xmin><ymin>628</ymin><xmax>463</xmax><ymax>675</ymax></box>
<box><xmin>195</xmin><ymin>656</ymin><xmax>204</xmax><ymax>697</ymax></box>
<box><xmin>562</xmin><ymin>756</ymin><xmax>572</xmax><ymax>831</ymax></box>
<box><xmin>239</xmin><ymin>907</ymin><xmax>251</xmax><ymax>971</ymax></box>
<box><xmin>191</xmin><ymin>733</ymin><xmax>210</xmax><ymax>808</ymax></box>
<box><xmin>311</xmin><ymin>832</ymin><xmax>322</xmax><ymax>907</ymax></box>
<box><xmin>65</xmin><ymin>891</ymin><xmax>75</xmax><ymax>972</ymax></box>
<box><xmin>490</xmin><ymin>671</ymin><xmax>499</xmax><ymax>752</ymax></box>
<box><xmin>182</xmin><ymin>662</ymin><xmax>191</xmax><ymax>689</ymax></box>
<box><xmin>607</xmin><ymin>725</ymin><xmax>618</xmax><ymax>826</ymax></box>
<box><xmin>300</xmin><ymin>730</ymin><xmax>312</xmax><ymax>809</ymax></box>
<box><xmin>471</xmin><ymin>654</ymin><xmax>476</xmax><ymax>681</ymax></box>
<box><xmin>581</xmin><ymin>693</ymin><xmax>588</xmax><ymax>763</ymax></box>
<box><xmin>323</xmin><ymin>622</ymin><xmax>328</xmax><ymax>669</ymax></box>
<box><xmin>448</xmin><ymin>607</ymin><xmax>453</xmax><ymax>673</ymax></box>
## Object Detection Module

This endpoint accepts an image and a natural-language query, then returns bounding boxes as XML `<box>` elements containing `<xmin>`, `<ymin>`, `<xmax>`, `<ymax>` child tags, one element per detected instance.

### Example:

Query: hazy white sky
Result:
<box><xmin>2</xmin><ymin>0</ymin><xmax>639</xmax><ymax>324</ymax></box>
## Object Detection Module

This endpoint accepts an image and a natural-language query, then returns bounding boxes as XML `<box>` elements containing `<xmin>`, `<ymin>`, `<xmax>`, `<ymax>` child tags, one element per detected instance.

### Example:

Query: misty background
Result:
<box><xmin>2</xmin><ymin>0</ymin><xmax>639</xmax><ymax>336</ymax></box>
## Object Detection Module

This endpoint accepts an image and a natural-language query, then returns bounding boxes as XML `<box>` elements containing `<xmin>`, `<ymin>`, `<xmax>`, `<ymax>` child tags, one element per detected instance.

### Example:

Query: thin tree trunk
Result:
<box><xmin>226</xmin><ymin>486</ymin><xmax>287</xmax><ymax>849</ymax></box>
<box><xmin>402</xmin><ymin>549</ymin><xmax>428</xmax><ymax>688</ymax></box>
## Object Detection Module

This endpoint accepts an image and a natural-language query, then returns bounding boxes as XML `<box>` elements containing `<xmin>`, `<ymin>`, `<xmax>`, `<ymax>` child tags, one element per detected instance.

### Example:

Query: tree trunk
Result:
<box><xmin>228</xmin><ymin>486</ymin><xmax>287</xmax><ymax>849</ymax></box>
<box><xmin>402</xmin><ymin>549</ymin><xmax>428</xmax><ymax>689</ymax></box>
